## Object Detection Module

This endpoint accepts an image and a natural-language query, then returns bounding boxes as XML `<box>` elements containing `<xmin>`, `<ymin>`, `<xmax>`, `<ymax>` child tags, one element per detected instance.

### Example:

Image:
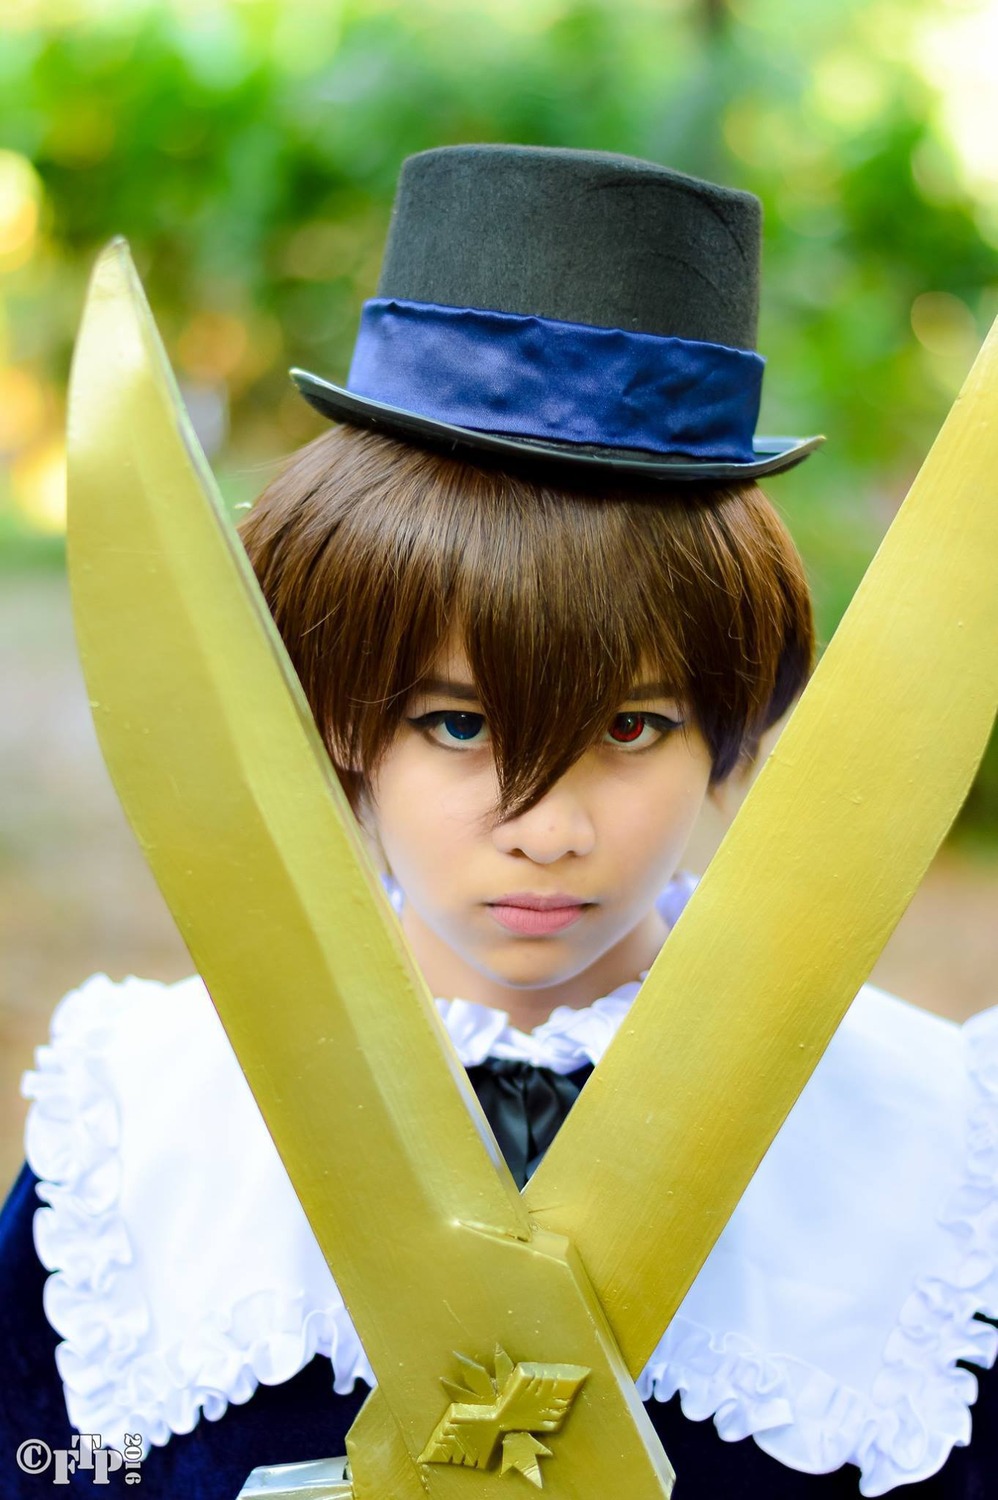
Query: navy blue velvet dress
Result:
<box><xmin>2</xmin><ymin>1061</ymin><xmax>996</xmax><ymax>1499</ymax></box>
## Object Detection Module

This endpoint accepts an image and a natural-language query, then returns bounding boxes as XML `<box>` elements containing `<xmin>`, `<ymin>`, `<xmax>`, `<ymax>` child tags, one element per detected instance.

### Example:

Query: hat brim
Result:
<box><xmin>290</xmin><ymin>369</ymin><xmax>823</xmax><ymax>482</ymax></box>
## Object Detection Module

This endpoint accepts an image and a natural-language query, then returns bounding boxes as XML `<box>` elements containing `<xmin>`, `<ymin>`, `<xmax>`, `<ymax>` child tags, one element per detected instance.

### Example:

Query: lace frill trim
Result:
<box><xmin>22</xmin><ymin>974</ymin><xmax>372</xmax><ymax>1451</ymax></box>
<box><xmin>635</xmin><ymin>1003</ymin><xmax>998</xmax><ymax>1498</ymax></box>
<box><xmin>22</xmin><ymin>970</ymin><xmax>998</xmax><ymax>1494</ymax></box>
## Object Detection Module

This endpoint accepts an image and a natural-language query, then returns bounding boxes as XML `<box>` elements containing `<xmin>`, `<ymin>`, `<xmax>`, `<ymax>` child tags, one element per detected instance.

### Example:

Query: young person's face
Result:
<box><xmin>366</xmin><ymin>634</ymin><xmax>713</xmax><ymax>1026</ymax></box>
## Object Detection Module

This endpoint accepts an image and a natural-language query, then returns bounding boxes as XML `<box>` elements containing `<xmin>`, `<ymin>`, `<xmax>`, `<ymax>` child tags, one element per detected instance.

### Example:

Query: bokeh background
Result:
<box><xmin>2</xmin><ymin>0</ymin><xmax>998</xmax><ymax>1186</ymax></box>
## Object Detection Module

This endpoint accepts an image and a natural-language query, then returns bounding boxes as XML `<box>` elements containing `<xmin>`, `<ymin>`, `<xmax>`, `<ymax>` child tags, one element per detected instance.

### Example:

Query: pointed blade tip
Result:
<box><xmin>91</xmin><ymin>234</ymin><xmax>134</xmax><ymax>284</ymax></box>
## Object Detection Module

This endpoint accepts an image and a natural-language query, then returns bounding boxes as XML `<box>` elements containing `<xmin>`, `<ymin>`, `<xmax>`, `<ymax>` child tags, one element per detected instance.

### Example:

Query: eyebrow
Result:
<box><xmin>415</xmin><ymin>677</ymin><xmax>679</xmax><ymax>702</ymax></box>
<box><xmin>622</xmin><ymin>681</ymin><xmax>679</xmax><ymax>702</ymax></box>
<box><xmin>416</xmin><ymin>677</ymin><xmax>481</xmax><ymax>701</ymax></box>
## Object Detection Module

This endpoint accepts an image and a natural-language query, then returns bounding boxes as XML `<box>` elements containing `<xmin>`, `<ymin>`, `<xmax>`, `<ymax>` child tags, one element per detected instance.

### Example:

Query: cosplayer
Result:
<box><xmin>1</xmin><ymin>145</ymin><xmax>998</xmax><ymax>1500</ymax></box>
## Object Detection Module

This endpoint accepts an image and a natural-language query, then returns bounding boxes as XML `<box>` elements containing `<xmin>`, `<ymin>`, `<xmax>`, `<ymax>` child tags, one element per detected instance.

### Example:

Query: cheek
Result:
<box><xmin>370</xmin><ymin>749</ymin><xmax>492</xmax><ymax>880</ymax></box>
<box><xmin>605</xmin><ymin>755</ymin><xmax>711</xmax><ymax>872</ymax></box>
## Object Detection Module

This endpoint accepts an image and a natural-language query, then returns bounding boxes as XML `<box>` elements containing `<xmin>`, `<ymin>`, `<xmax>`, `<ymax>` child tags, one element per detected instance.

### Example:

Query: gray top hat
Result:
<box><xmin>291</xmin><ymin>144</ymin><xmax>823</xmax><ymax>481</ymax></box>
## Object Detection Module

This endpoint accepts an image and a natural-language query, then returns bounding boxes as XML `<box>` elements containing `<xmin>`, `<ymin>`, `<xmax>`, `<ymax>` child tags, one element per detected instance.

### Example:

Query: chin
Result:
<box><xmin>474</xmin><ymin>947</ymin><xmax>592</xmax><ymax>991</ymax></box>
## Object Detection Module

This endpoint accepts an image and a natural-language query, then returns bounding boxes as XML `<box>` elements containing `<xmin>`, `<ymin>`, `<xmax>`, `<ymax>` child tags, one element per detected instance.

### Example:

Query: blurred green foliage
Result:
<box><xmin>1</xmin><ymin>0</ymin><xmax>996</xmax><ymax>837</ymax></box>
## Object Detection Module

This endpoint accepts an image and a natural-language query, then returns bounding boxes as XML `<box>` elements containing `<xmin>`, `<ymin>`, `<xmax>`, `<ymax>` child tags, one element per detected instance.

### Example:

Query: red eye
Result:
<box><xmin>608</xmin><ymin>713</ymin><xmax>645</xmax><ymax>743</ymax></box>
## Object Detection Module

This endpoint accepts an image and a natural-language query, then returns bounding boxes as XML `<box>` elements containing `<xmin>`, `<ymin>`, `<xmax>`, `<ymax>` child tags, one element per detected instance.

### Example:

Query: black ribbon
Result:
<box><xmin>466</xmin><ymin>1059</ymin><xmax>594</xmax><ymax>1189</ymax></box>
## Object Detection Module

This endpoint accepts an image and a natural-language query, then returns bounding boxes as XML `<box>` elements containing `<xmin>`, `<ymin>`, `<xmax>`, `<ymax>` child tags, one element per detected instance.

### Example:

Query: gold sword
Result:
<box><xmin>67</xmin><ymin>241</ymin><xmax>675</xmax><ymax>1500</ymax></box>
<box><xmin>66</xmin><ymin>239</ymin><xmax>998</xmax><ymax>1494</ymax></box>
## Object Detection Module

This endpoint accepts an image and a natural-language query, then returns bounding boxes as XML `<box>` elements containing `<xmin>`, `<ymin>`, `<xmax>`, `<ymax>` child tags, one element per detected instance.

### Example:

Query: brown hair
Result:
<box><xmin>239</xmin><ymin>425</ymin><xmax>814</xmax><ymax>820</ymax></box>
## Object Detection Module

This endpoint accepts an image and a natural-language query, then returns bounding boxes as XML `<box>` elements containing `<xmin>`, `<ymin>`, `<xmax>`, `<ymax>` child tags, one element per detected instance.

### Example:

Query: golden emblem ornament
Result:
<box><xmin>419</xmin><ymin>1347</ymin><xmax>590</xmax><ymax>1486</ymax></box>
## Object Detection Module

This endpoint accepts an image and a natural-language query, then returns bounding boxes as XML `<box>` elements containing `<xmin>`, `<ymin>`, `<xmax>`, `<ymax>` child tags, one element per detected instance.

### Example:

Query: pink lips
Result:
<box><xmin>487</xmin><ymin>893</ymin><xmax>591</xmax><ymax>937</ymax></box>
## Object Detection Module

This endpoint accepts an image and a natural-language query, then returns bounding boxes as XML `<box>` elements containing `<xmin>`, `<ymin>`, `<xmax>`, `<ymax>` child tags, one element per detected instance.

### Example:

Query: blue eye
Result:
<box><xmin>439</xmin><ymin>712</ymin><xmax>484</xmax><ymax>742</ymax></box>
<box><xmin>408</xmin><ymin>710</ymin><xmax>490</xmax><ymax>748</ymax></box>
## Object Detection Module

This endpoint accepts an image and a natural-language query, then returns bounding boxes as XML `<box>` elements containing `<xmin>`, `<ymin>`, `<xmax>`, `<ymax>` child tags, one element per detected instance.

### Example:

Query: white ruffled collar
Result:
<box><xmin>437</xmin><ymin>993</ymin><xmax>630</xmax><ymax>1069</ymax></box>
<box><xmin>21</xmin><ymin>870</ymin><xmax>998</xmax><ymax>1496</ymax></box>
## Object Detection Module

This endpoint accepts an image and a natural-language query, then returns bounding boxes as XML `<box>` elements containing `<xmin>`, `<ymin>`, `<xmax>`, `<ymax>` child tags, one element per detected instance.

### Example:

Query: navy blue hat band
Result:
<box><xmin>346</xmin><ymin>298</ymin><xmax>765</xmax><ymax>462</ymax></box>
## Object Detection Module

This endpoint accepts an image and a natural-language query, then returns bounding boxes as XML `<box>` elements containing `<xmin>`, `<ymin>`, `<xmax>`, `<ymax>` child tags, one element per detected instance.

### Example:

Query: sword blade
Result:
<box><xmin>67</xmin><ymin>235</ymin><xmax>530</xmax><ymax>1331</ymax></box>
<box><xmin>525</xmin><ymin>318</ymin><xmax>998</xmax><ymax>1376</ymax></box>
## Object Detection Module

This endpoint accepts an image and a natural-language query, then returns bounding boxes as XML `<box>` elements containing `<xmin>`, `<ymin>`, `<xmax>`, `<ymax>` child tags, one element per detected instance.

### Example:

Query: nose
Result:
<box><xmin>490</xmin><ymin>774</ymin><xmax>597</xmax><ymax>864</ymax></box>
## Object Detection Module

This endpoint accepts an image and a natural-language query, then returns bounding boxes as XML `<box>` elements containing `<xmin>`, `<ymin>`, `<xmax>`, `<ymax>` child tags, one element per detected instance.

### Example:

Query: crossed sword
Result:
<box><xmin>66</xmin><ymin>242</ymin><xmax>998</xmax><ymax>1499</ymax></box>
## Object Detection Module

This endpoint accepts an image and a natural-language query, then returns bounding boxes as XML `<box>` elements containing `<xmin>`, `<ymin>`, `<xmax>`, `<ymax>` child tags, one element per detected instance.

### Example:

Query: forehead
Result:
<box><xmin>429</xmin><ymin>630</ymin><xmax>471</xmax><ymax>678</ymax></box>
<box><xmin>407</xmin><ymin>629</ymin><xmax>473</xmax><ymax>695</ymax></box>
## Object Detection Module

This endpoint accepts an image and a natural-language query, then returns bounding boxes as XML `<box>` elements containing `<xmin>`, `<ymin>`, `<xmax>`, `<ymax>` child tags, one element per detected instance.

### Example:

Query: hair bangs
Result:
<box><xmin>450</xmin><ymin>479</ymin><xmax>693</xmax><ymax>820</ymax></box>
